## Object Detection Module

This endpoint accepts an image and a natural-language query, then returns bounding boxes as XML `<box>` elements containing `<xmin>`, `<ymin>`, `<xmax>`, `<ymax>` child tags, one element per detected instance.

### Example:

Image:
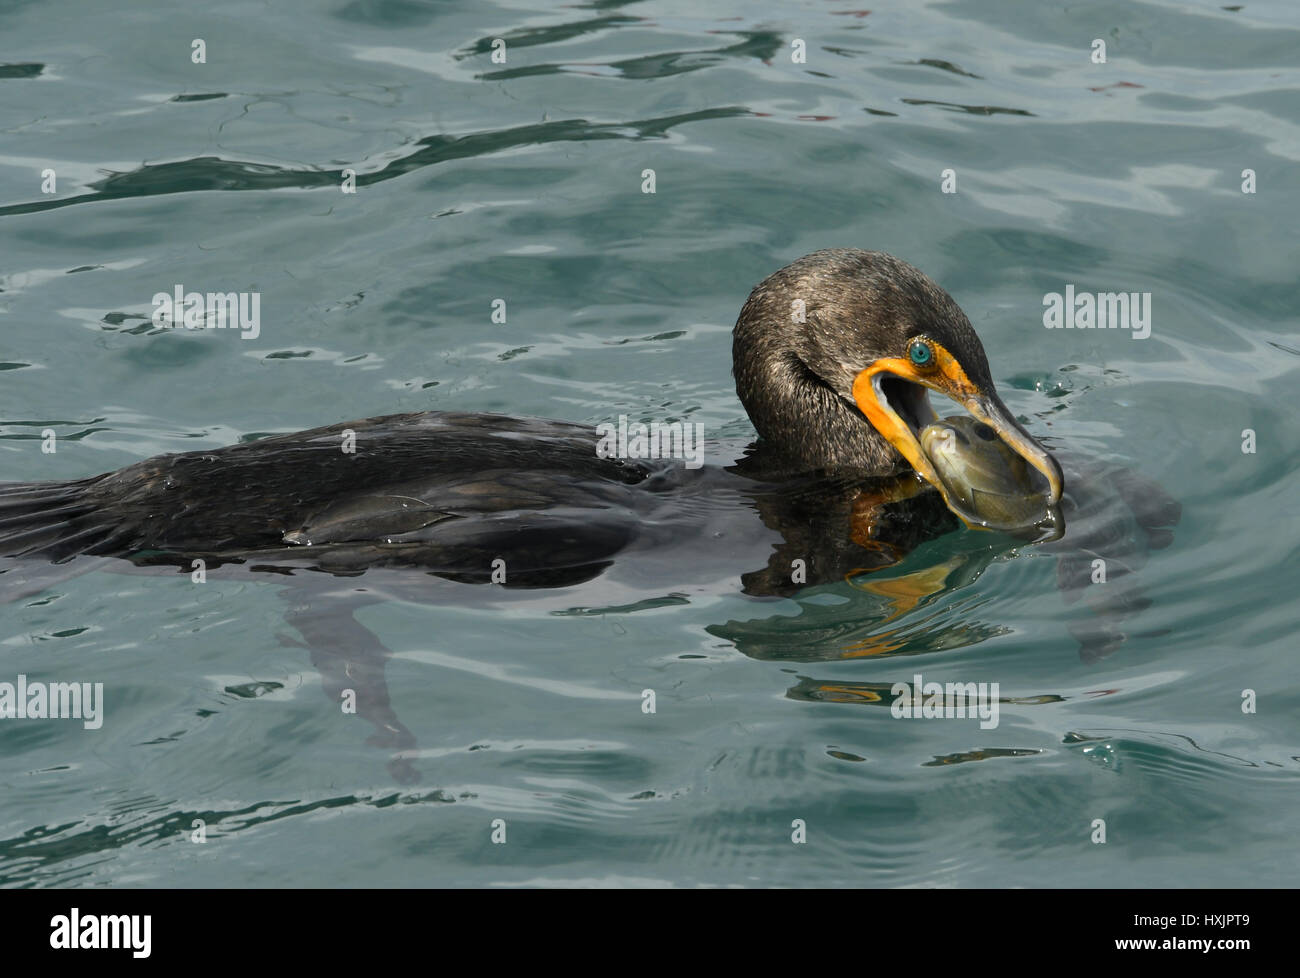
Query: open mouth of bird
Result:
<box><xmin>860</xmin><ymin>370</ymin><xmax>1062</xmax><ymax>533</ymax></box>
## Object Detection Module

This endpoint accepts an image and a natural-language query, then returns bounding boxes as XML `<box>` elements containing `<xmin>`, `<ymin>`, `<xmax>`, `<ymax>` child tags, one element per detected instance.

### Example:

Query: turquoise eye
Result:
<box><xmin>909</xmin><ymin>341</ymin><xmax>933</xmax><ymax>366</ymax></box>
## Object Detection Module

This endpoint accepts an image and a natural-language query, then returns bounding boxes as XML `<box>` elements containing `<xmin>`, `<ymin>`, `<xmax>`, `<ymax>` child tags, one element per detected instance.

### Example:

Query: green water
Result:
<box><xmin>1</xmin><ymin>0</ymin><xmax>1297</xmax><ymax>887</ymax></box>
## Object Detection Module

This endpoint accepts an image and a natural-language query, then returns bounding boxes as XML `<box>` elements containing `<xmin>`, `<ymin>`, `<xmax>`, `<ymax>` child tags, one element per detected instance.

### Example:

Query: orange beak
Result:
<box><xmin>851</xmin><ymin>346</ymin><xmax>1064</xmax><ymax>530</ymax></box>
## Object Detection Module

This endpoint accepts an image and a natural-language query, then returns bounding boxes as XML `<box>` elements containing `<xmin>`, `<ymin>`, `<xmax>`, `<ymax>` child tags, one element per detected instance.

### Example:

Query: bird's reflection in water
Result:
<box><xmin>709</xmin><ymin>451</ymin><xmax>1180</xmax><ymax>723</ymax></box>
<box><xmin>713</xmin><ymin>551</ymin><xmax>1012</xmax><ymax>663</ymax></box>
<box><xmin>723</xmin><ymin>452</ymin><xmax>1178</xmax><ymax>652</ymax></box>
<box><xmin>785</xmin><ymin>677</ymin><xmax>1066</xmax><ymax>709</ymax></box>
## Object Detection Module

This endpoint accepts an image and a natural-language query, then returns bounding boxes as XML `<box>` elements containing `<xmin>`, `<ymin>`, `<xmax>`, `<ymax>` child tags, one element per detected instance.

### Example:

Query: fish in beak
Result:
<box><xmin>850</xmin><ymin>339</ymin><xmax>1064</xmax><ymax>531</ymax></box>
